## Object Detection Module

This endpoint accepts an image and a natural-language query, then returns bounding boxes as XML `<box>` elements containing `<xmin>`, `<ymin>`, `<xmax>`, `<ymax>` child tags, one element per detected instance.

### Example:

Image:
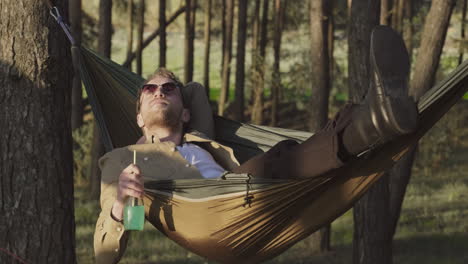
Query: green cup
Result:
<box><xmin>124</xmin><ymin>205</ymin><xmax>145</xmax><ymax>231</ymax></box>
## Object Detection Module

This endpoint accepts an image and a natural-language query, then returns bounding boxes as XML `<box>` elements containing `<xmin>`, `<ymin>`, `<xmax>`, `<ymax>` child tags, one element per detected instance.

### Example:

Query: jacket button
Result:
<box><xmin>117</xmin><ymin>227</ymin><xmax>122</xmax><ymax>232</ymax></box>
<box><xmin>144</xmin><ymin>157</ymin><xmax>148</xmax><ymax>161</ymax></box>
<box><xmin>114</xmin><ymin>248</ymin><xmax>119</xmax><ymax>252</ymax></box>
<box><xmin>185</xmin><ymin>164</ymin><xmax>190</xmax><ymax>168</ymax></box>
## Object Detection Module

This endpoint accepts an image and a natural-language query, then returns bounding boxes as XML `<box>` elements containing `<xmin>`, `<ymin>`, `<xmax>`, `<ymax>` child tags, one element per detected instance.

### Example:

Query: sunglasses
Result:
<box><xmin>141</xmin><ymin>82</ymin><xmax>178</xmax><ymax>94</ymax></box>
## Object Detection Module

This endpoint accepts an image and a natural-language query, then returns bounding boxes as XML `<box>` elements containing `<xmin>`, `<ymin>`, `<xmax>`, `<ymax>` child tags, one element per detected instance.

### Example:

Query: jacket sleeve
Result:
<box><xmin>94</xmin><ymin>153</ymin><xmax>130</xmax><ymax>263</ymax></box>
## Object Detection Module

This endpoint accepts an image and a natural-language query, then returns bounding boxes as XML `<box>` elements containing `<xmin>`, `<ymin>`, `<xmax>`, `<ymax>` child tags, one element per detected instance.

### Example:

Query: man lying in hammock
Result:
<box><xmin>94</xmin><ymin>26</ymin><xmax>418</xmax><ymax>263</ymax></box>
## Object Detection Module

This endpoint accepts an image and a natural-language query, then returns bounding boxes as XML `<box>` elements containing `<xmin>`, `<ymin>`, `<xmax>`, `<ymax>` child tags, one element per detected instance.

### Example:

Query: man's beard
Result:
<box><xmin>145</xmin><ymin>106</ymin><xmax>182</xmax><ymax>131</ymax></box>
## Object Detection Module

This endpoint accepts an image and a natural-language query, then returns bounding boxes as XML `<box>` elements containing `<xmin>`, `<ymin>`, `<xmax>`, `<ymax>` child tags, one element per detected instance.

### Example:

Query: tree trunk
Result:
<box><xmin>70</xmin><ymin>0</ymin><xmax>83</xmax><ymax>130</ymax></box>
<box><xmin>388</xmin><ymin>0</ymin><xmax>456</xmax><ymax>238</ymax></box>
<box><xmin>391</xmin><ymin>0</ymin><xmax>400</xmax><ymax>31</ymax></box>
<box><xmin>270</xmin><ymin>0</ymin><xmax>285</xmax><ymax>126</ymax></box>
<box><xmin>126</xmin><ymin>0</ymin><xmax>134</xmax><ymax>70</ymax></box>
<box><xmin>203</xmin><ymin>0</ymin><xmax>212</xmax><ymax>96</ymax></box>
<box><xmin>0</xmin><ymin>0</ymin><xmax>75</xmax><ymax>263</ymax></box>
<box><xmin>251</xmin><ymin>0</ymin><xmax>269</xmax><ymax>124</ymax></box>
<box><xmin>233</xmin><ymin>0</ymin><xmax>248</xmax><ymax>121</ymax></box>
<box><xmin>348</xmin><ymin>1</ymin><xmax>394</xmax><ymax>264</ymax></box>
<box><xmin>308</xmin><ymin>0</ymin><xmax>332</xmax><ymax>252</ymax></box>
<box><xmin>380</xmin><ymin>0</ymin><xmax>390</xmax><ymax>25</ymax></box>
<box><xmin>218</xmin><ymin>0</ymin><xmax>234</xmax><ymax>115</ymax></box>
<box><xmin>159</xmin><ymin>0</ymin><xmax>167</xmax><ymax>67</ymax></box>
<box><xmin>328</xmin><ymin>1</ymin><xmax>335</xmax><ymax>81</ymax></box>
<box><xmin>402</xmin><ymin>0</ymin><xmax>413</xmax><ymax>61</ymax></box>
<box><xmin>98</xmin><ymin>0</ymin><xmax>112</xmax><ymax>58</ymax></box>
<box><xmin>396</xmin><ymin>0</ymin><xmax>404</xmax><ymax>33</ymax></box>
<box><xmin>459</xmin><ymin>0</ymin><xmax>467</xmax><ymax>65</ymax></box>
<box><xmin>221</xmin><ymin>0</ymin><xmax>226</xmax><ymax>79</ymax></box>
<box><xmin>136</xmin><ymin>0</ymin><xmax>145</xmax><ymax>75</ymax></box>
<box><xmin>309</xmin><ymin>0</ymin><xmax>331</xmax><ymax>132</ymax></box>
<box><xmin>91</xmin><ymin>0</ymin><xmax>113</xmax><ymax>199</ymax></box>
<box><xmin>122</xmin><ymin>6</ymin><xmax>186</xmax><ymax>68</ymax></box>
<box><xmin>249</xmin><ymin>0</ymin><xmax>261</xmax><ymax>105</ymax></box>
<box><xmin>184</xmin><ymin>0</ymin><xmax>196</xmax><ymax>83</ymax></box>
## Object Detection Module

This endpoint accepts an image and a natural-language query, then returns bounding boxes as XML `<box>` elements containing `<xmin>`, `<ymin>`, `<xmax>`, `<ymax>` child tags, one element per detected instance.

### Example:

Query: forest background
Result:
<box><xmin>1</xmin><ymin>0</ymin><xmax>468</xmax><ymax>263</ymax></box>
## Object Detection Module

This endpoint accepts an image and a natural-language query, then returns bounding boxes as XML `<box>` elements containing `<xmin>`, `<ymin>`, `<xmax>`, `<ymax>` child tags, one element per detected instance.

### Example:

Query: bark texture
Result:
<box><xmin>159</xmin><ymin>0</ymin><xmax>167</xmax><ymax>67</ymax></box>
<box><xmin>233</xmin><ymin>0</ymin><xmax>248</xmax><ymax>121</ymax></box>
<box><xmin>184</xmin><ymin>0</ymin><xmax>196</xmax><ymax>83</ymax></box>
<box><xmin>70</xmin><ymin>0</ymin><xmax>83</xmax><ymax>130</ymax></box>
<box><xmin>0</xmin><ymin>0</ymin><xmax>75</xmax><ymax>263</ymax></box>
<box><xmin>218</xmin><ymin>0</ymin><xmax>234</xmax><ymax>115</ymax></box>
<box><xmin>270</xmin><ymin>0</ymin><xmax>285</xmax><ymax>126</ymax></box>
<box><xmin>251</xmin><ymin>0</ymin><xmax>269</xmax><ymax>124</ymax></box>
<box><xmin>309</xmin><ymin>0</ymin><xmax>331</xmax><ymax>132</ymax></box>
<box><xmin>136</xmin><ymin>0</ymin><xmax>145</xmax><ymax>75</ymax></box>
<box><xmin>348</xmin><ymin>1</ymin><xmax>394</xmax><ymax>264</ymax></box>
<box><xmin>98</xmin><ymin>0</ymin><xmax>112</xmax><ymax>58</ymax></box>
<box><xmin>460</xmin><ymin>0</ymin><xmax>467</xmax><ymax>65</ymax></box>
<box><xmin>308</xmin><ymin>0</ymin><xmax>333</xmax><ymax>252</ymax></box>
<box><xmin>203</xmin><ymin>0</ymin><xmax>212</xmax><ymax>96</ymax></box>
<box><xmin>126</xmin><ymin>0</ymin><xmax>134</xmax><ymax>70</ymax></box>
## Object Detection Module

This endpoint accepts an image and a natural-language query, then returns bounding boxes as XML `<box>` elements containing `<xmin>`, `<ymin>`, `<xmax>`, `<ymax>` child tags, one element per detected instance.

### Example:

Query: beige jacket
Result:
<box><xmin>93</xmin><ymin>131</ymin><xmax>239</xmax><ymax>263</ymax></box>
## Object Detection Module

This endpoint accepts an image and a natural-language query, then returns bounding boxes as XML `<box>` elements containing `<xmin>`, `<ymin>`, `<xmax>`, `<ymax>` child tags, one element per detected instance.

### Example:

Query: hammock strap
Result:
<box><xmin>48</xmin><ymin>6</ymin><xmax>76</xmax><ymax>46</ymax></box>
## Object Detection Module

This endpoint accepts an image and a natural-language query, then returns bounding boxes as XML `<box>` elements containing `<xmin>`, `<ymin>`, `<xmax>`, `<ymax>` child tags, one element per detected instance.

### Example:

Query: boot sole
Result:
<box><xmin>370</xmin><ymin>26</ymin><xmax>418</xmax><ymax>135</ymax></box>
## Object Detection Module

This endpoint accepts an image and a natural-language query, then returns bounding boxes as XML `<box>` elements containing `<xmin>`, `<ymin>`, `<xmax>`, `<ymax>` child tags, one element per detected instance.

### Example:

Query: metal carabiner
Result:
<box><xmin>49</xmin><ymin>6</ymin><xmax>61</xmax><ymax>22</ymax></box>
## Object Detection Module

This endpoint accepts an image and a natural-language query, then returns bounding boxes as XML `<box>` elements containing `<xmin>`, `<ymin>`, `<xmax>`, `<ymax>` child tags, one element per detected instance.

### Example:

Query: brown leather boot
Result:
<box><xmin>342</xmin><ymin>25</ymin><xmax>418</xmax><ymax>156</ymax></box>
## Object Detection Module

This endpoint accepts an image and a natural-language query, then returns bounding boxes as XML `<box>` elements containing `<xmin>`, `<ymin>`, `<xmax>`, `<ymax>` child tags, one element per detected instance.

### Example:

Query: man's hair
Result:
<box><xmin>136</xmin><ymin>67</ymin><xmax>185</xmax><ymax>113</ymax></box>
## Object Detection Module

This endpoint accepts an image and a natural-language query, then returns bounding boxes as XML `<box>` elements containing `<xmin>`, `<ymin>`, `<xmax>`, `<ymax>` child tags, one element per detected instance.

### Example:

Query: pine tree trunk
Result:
<box><xmin>250</xmin><ymin>0</ymin><xmax>261</xmax><ymax>104</ymax></box>
<box><xmin>98</xmin><ymin>0</ymin><xmax>112</xmax><ymax>58</ymax></box>
<box><xmin>380</xmin><ymin>0</ymin><xmax>390</xmax><ymax>25</ymax></box>
<box><xmin>391</xmin><ymin>0</ymin><xmax>400</xmax><ymax>31</ymax></box>
<box><xmin>126</xmin><ymin>0</ymin><xmax>134</xmax><ymax>70</ymax></box>
<box><xmin>328</xmin><ymin>1</ymin><xmax>335</xmax><ymax>81</ymax></box>
<box><xmin>308</xmin><ymin>0</ymin><xmax>332</xmax><ymax>252</ymax></box>
<box><xmin>388</xmin><ymin>0</ymin><xmax>456</xmax><ymax>238</ymax></box>
<box><xmin>309</xmin><ymin>0</ymin><xmax>331</xmax><ymax>132</ymax></box>
<box><xmin>136</xmin><ymin>0</ymin><xmax>145</xmax><ymax>75</ymax></box>
<box><xmin>0</xmin><ymin>0</ymin><xmax>76</xmax><ymax>262</ymax></box>
<box><xmin>348</xmin><ymin>1</ymin><xmax>394</xmax><ymax>264</ymax></box>
<box><xmin>70</xmin><ymin>0</ymin><xmax>83</xmax><ymax>130</ymax></box>
<box><xmin>159</xmin><ymin>0</ymin><xmax>167</xmax><ymax>67</ymax></box>
<box><xmin>221</xmin><ymin>0</ymin><xmax>226</xmax><ymax>79</ymax></box>
<box><xmin>122</xmin><ymin>6</ymin><xmax>186</xmax><ymax>68</ymax></box>
<box><xmin>233</xmin><ymin>0</ymin><xmax>248</xmax><ymax>121</ymax></box>
<box><xmin>402</xmin><ymin>0</ymin><xmax>413</xmax><ymax>61</ymax></box>
<box><xmin>184</xmin><ymin>0</ymin><xmax>196</xmax><ymax>83</ymax></box>
<box><xmin>203</xmin><ymin>0</ymin><xmax>212</xmax><ymax>96</ymax></box>
<box><xmin>251</xmin><ymin>0</ymin><xmax>269</xmax><ymax>124</ymax></box>
<box><xmin>218</xmin><ymin>0</ymin><xmax>234</xmax><ymax>115</ymax></box>
<box><xmin>459</xmin><ymin>0</ymin><xmax>467</xmax><ymax>65</ymax></box>
<box><xmin>270</xmin><ymin>0</ymin><xmax>285</xmax><ymax>126</ymax></box>
<box><xmin>91</xmin><ymin>0</ymin><xmax>113</xmax><ymax>199</ymax></box>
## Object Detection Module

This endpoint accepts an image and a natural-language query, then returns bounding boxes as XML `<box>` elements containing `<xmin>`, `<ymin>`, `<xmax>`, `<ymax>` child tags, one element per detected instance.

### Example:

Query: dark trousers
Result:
<box><xmin>233</xmin><ymin>104</ymin><xmax>354</xmax><ymax>179</ymax></box>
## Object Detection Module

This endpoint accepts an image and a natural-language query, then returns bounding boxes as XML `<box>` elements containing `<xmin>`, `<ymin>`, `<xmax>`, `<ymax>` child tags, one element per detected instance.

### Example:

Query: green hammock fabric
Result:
<box><xmin>74</xmin><ymin>46</ymin><xmax>468</xmax><ymax>263</ymax></box>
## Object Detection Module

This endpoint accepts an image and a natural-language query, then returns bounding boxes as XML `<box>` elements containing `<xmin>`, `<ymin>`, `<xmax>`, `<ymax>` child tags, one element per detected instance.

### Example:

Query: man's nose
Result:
<box><xmin>153</xmin><ymin>86</ymin><xmax>165</xmax><ymax>97</ymax></box>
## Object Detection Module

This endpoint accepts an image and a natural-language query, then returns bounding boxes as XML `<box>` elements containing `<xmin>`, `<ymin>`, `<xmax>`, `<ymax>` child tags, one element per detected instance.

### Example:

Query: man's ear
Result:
<box><xmin>181</xmin><ymin>108</ymin><xmax>190</xmax><ymax>123</ymax></box>
<box><xmin>137</xmin><ymin>113</ymin><xmax>145</xmax><ymax>128</ymax></box>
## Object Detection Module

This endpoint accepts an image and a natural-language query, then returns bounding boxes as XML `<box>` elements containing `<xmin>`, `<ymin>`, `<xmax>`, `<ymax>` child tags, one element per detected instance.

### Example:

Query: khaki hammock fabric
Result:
<box><xmin>74</xmin><ymin>46</ymin><xmax>468</xmax><ymax>263</ymax></box>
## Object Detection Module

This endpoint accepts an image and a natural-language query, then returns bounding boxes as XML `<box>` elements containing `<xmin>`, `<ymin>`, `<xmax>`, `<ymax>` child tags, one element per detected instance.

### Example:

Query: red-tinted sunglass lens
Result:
<box><xmin>161</xmin><ymin>83</ymin><xmax>177</xmax><ymax>93</ymax></box>
<box><xmin>142</xmin><ymin>84</ymin><xmax>157</xmax><ymax>93</ymax></box>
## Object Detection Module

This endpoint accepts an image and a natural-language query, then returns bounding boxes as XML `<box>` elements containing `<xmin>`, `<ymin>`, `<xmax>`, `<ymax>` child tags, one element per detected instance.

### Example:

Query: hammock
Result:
<box><xmin>74</xmin><ymin>46</ymin><xmax>468</xmax><ymax>263</ymax></box>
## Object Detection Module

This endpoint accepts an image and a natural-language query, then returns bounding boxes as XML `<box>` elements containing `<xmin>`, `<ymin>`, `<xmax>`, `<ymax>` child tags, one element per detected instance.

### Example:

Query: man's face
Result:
<box><xmin>137</xmin><ymin>76</ymin><xmax>189</xmax><ymax>131</ymax></box>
